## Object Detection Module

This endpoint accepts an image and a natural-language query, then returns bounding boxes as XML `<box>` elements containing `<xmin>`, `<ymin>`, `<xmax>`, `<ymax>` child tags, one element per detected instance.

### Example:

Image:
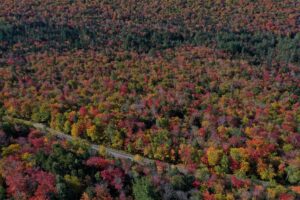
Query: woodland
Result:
<box><xmin>0</xmin><ymin>0</ymin><xmax>299</xmax><ymax>199</ymax></box>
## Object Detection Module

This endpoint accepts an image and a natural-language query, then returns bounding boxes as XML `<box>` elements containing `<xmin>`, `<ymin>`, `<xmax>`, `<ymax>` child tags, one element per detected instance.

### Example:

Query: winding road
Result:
<box><xmin>3</xmin><ymin>116</ymin><xmax>297</xmax><ymax>192</ymax></box>
<box><xmin>3</xmin><ymin>116</ymin><xmax>170</xmax><ymax>167</ymax></box>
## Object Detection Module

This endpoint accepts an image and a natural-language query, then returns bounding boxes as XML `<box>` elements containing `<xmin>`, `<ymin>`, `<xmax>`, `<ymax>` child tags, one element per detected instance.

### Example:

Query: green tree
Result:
<box><xmin>31</xmin><ymin>104</ymin><xmax>51</xmax><ymax>123</ymax></box>
<box><xmin>0</xmin><ymin>185</ymin><xmax>6</xmax><ymax>200</ymax></box>
<box><xmin>285</xmin><ymin>165</ymin><xmax>300</xmax><ymax>184</ymax></box>
<box><xmin>133</xmin><ymin>177</ymin><xmax>156</xmax><ymax>200</ymax></box>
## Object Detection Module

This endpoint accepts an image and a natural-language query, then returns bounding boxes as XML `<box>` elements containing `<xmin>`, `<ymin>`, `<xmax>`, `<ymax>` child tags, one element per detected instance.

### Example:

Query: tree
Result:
<box><xmin>0</xmin><ymin>185</ymin><xmax>5</xmax><ymax>200</ymax></box>
<box><xmin>1</xmin><ymin>143</ymin><xmax>20</xmax><ymax>157</ymax></box>
<box><xmin>206</xmin><ymin>147</ymin><xmax>223</xmax><ymax>166</ymax></box>
<box><xmin>93</xmin><ymin>184</ymin><xmax>113</xmax><ymax>200</ymax></box>
<box><xmin>85</xmin><ymin>157</ymin><xmax>112</xmax><ymax>169</ymax></box>
<box><xmin>31</xmin><ymin>104</ymin><xmax>51</xmax><ymax>123</ymax></box>
<box><xmin>53</xmin><ymin>113</ymin><xmax>66</xmax><ymax>131</ymax></box>
<box><xmin>133</xmin><ymin>177</ymin><xmax>156</xmax><ymax>200</ymax></box>
<box><xmin>285</xmin><ymin>165</ymin><xmax>300</xmax><ymax>184</ymax></box>
<box><xmin>64</xmin><ymin>174</ymin><xmax>82</xmax><ymax>192</ymax></box>
<box><xmin>86</xmin><ymin>125</ymin><xmax>98</xmax><ymax>142</ymax></box>
<box><xmin>31</xmin><ymin>171</ymin><xmax>57</xmax><ymax>200</ymax></box>
<box><xmin>71</xmin><ymin>123</ymin><xmax>80</xmax><ymax>137</ymax></box>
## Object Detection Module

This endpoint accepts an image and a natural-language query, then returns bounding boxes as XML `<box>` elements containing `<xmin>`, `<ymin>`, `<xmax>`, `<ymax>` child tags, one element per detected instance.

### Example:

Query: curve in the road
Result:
<box><xmin>3</xmin><ymin>116</ymin><xmax>296</xmax><ymax>192</ymax></box>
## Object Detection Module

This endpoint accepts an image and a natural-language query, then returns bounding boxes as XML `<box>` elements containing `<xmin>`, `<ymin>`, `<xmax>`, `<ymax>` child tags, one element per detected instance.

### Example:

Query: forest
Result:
<box><xmin>0</xmin><ymin>0</ymin><xmax>299</xmax><ymax>199</ymax></box>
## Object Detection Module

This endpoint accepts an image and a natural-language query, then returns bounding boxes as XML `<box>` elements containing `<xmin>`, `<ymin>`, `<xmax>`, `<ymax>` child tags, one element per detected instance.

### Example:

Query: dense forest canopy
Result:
<box><xmin>0</xmin><ymin>0</ymin><xmax>299</xmax><ymax>199</ymax></box>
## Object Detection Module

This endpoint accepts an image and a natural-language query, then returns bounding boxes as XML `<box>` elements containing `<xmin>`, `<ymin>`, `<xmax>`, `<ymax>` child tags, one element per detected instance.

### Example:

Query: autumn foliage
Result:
<box><xmin>0</xmin><ymin>0</ymin><xmax>299</xmax><ymax>199</ymax></box>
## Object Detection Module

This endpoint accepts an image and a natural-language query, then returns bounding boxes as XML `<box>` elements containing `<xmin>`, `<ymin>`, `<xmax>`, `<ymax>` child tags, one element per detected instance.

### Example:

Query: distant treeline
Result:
<box><xmin>1</xmin><ymin>21</ymin><xmax>299</xmax><ymax>65</ymax></box>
